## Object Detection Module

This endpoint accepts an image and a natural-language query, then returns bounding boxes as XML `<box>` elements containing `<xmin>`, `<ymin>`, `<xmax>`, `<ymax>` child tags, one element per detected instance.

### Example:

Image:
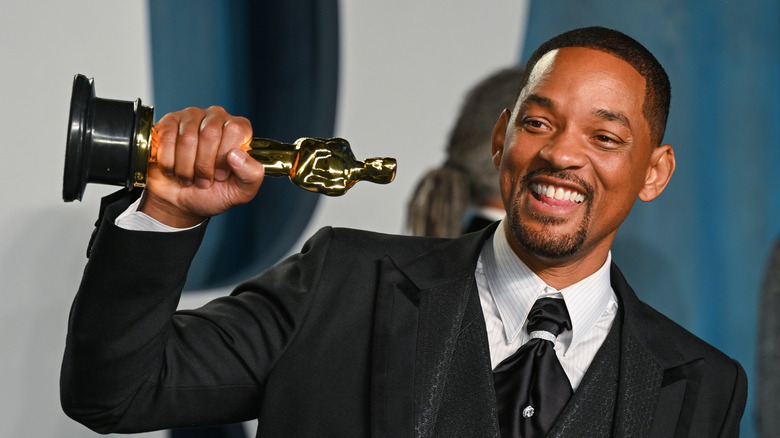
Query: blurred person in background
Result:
<box><xmin>406</xmin><ymin>66</ymin><xmax>524</xmax><ymax>237</ymax></box>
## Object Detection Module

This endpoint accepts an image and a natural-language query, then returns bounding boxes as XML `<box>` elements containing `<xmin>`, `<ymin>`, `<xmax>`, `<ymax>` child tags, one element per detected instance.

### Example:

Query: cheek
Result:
<box><xmin>497</xmin><ymin>169</ymin><xmax>513</xmax><ymax>199</ymax></box>
<box><xmin>500</xmin><ymin>141</ymin><xmax>538</xmax><ymax>171</ymax></box>
<box><xmin>497</xmin><ymin>164</ymin><xmax>523</xmax><ymax>207</ymax></box>
<box><xmin>591</xmin><ymin>158</ymin><xmax>647</xmax><ymax>216</ymax></box>
<box><xmin>497</xmin><ymin>141</ymin><xmax>547</xmax><ymax>200</ymax></box>
<box><xmin>593</xmin><ymin>151</ymin><xmax>646</xmax><ymax>191</ymax></box>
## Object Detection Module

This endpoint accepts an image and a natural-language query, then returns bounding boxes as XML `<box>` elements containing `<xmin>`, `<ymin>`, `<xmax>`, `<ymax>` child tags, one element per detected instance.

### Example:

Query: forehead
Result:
<box><xmin>515</xmin><ymin>47</ymin><xmax>647</xmax><ymax>120</ymax></box>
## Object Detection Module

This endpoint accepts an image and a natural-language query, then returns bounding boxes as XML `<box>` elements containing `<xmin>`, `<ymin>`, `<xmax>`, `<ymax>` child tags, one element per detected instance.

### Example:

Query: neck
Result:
<box><xmin>502</xmin><ymin>225</ymin><xmax>612</xmax><ymax>289</ymax></box>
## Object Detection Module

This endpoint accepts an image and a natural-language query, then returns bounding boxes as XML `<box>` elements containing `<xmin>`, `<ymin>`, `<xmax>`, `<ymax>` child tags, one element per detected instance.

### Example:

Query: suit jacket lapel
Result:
<box><xmin>610</xmin><ymin>264</ymin><xmax>706</xmax><ymax>438</ymax></box>
<box><xmin>647</xmin><ymin>358</ymin><xmax>706</xmax><ymax>437</ymax></box>
<box><xmin>413</xmin><ymin>273</ymin><xmax>488</xmax><ymax>437</ymax></box>
<box><xmin>370</xmin><ymin>226</ymin><xmax>498</xmax><ymax>438</ymax></box>
<box><xmin>370</xmin><ymin>255</ymin><xmax>420</xmax><ymax>438</ymax></box>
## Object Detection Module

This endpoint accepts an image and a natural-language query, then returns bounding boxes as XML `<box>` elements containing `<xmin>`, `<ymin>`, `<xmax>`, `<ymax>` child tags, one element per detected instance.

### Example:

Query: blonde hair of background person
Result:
<box><xmin>406</xmin><ymin>67</ymin><xmax>524</xmax><ymax>237</ymax></box>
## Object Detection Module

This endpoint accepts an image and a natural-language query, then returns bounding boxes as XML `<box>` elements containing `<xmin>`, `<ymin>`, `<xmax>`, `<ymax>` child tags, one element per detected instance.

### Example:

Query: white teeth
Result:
<box><xmin>532</xmin><ymin>183</ymin><xmax>584</xmax><ymax>203</ymax></box>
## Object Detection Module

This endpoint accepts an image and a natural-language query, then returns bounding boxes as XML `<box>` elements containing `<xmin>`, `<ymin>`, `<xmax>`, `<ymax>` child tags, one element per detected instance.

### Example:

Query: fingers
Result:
<box><xmin>216</xmin><ymin>116</ymin><xmax>253</xmax><ymax>181</ymax></box>
<box><xmin>153</xmin><ymin>106</ymin><xmax>253</xmax><ymax>187</ymax></box>
<box><xmin>175</xmin><ymin>108</ymin><xmax>207</xmax><ymax>186</ymax></box>
<box><xmin>152</xmin><ymin>111</ymin><xmax>180</xmax><ymax>179</ymax></box>
<box><xmin>227</xmin><ymin>149</ymin><xmax>265</xmax><ymax>194</ymax></box>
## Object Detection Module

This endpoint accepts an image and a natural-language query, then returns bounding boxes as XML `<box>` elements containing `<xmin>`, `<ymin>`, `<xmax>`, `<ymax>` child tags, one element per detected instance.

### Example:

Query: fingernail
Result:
<box><xmin>215</xmin><ymin>168</ymin><xmax>229</xmax><ymax>181</ymax></box>
<box><xmin>196</xmin><ymin>178</ymin><xmax>211</xmax><ymax>188</ymax></box>
<box><xmin>228</xmin><ymin>149</ymin><xmax>247</xmax><ymax>167</ymax></box>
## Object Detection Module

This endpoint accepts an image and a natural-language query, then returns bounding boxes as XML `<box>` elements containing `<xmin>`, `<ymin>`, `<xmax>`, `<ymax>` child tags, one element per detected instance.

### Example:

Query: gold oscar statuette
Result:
<box><xmin>63</xmin><ymin>74</ymin><xmax>397</xmax><ymax>201</ymax></box>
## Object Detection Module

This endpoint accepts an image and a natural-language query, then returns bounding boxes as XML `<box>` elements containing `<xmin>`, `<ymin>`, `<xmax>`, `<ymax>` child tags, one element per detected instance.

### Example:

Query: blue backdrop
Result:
<box><xmin>521</xmin><ymin>1</ymin><xmax>780</xmax><ymax>436</ymax></box>
<box><xmin>146</xmin><ymin>1</ymin><xmax>778</xmax><ymax>436</ymax></box>
<box><xmin>148</xmin><ymin>1</ymin><xmax>339</xmax><ymax>436</ymax></box>
<box><xmin>149</xmin><ymin>0</ymin><xmax>339</xmax><ymax>292</ymax></box>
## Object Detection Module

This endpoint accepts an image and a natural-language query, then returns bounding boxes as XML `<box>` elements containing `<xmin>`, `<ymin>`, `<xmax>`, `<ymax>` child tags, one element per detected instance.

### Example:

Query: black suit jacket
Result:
<box><xmin>61</xmin><ymin>193</ymin><xmax>747</xmax><ymax>437</ymax></box>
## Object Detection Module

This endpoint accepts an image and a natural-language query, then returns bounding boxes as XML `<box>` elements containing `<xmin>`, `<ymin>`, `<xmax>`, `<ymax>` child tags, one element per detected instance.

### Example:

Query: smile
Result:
<box><xmin>531</xmin><ymin>183</ymin><xmax>585</xmax><ymax>204</ymax></box>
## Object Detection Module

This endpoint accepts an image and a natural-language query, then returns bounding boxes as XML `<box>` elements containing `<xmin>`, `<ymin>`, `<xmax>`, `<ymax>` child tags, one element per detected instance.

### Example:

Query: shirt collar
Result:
<box><xmin>482</xmin><ymin>220</ymin><xmax>614</xmax><ymax>350</ymax></box>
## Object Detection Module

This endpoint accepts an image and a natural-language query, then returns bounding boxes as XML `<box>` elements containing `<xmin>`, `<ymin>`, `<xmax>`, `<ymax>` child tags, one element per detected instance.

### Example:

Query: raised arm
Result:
<box><xmin>61</xmin><ymin>106</ymin><xmax>276</xmax><ymax>433</ymax></box>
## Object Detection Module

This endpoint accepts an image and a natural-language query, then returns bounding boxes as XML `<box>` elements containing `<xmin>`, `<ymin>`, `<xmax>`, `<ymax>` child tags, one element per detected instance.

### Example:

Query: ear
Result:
<box><xmin>638</xmin><ymin>144</ymin><xmax>675</xmax><ymax>202</ymax></box>
<box><xmin>491</xmin><ymin>109</ymin><xmax>511</xmax><ymax>169</ymax></box>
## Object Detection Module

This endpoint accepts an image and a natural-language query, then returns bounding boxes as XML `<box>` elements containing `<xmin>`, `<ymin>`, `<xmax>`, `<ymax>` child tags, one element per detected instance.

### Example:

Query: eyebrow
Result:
<box><xmin>521</xmin><ymin>93</ymin><xmax>633</xmax><ymax>130</ymax></box>
<box><xmin>594</xmin><ymin>109</ymin><xmax>631</xmax><ymax>129</ymax></box>
<box><xmin>521</xmin><ymin>93</ymin><xmax>553</xmax><ymax>109</ymax></box>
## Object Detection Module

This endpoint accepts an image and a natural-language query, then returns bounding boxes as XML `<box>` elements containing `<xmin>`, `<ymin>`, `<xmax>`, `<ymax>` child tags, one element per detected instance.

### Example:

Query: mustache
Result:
<box><xmin>520</xmin><ymin>168</ymin><xmax>595</xmax><ymax>200</ymax></box>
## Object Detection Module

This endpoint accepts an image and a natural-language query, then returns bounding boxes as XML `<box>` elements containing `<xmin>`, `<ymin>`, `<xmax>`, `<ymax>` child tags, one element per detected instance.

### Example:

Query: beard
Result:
<box><xmin>506</xmin><ymin>170</ymin><xmax>593</xmax><ymax>259</ymax></box>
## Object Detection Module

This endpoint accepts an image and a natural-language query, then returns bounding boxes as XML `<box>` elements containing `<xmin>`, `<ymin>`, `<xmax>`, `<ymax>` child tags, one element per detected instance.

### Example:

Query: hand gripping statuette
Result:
<box><xmin>62</xmin><ymin>74</ymin><xmax>397</xmax><ymax>201</ymax></box>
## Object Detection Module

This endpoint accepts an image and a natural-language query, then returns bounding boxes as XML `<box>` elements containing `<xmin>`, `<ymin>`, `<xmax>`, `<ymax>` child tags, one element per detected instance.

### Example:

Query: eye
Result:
<box><xmin>520</xmin><ymin>117</ymin><xmax>550</xmax><ymax>133</ymax></box>
<box><xmin>596</xmin><ymin>134</ymin><xmax>617</xmax><ymax>143</ymax></box>
<box><xmin>592</xmin><ymin>133</ymin><xmax>625</xmax><ymax>149</ymax></box>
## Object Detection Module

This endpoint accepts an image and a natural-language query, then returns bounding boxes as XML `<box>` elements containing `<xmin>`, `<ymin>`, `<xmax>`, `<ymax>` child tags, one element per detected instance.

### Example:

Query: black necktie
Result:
<box><xmin>493</xmin><ymin>297</ymin><xmax>573</xmax><ymax>437</ymax></box>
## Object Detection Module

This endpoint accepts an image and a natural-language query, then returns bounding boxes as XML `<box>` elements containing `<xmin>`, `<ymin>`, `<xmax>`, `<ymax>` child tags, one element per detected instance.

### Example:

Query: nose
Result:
<box><xmin>538</xmin><ymin>130</ymin><xmax>587</xmax><ymax>169</ymax></box>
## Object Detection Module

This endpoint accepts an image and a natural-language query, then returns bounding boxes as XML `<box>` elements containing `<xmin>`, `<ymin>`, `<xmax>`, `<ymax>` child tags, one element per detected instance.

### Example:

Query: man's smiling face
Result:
<box><xmin>492</xmin><ymin>46</ymin><xmax>665</xmax><ymax>272</ymax></box>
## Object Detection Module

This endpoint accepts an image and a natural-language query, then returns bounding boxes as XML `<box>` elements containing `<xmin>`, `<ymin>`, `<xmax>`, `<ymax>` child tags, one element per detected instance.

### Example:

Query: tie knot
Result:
<box><xmin>526</xmin><ymin>297</ymin><xmax>571</xmax><ymax>338</ymax></box>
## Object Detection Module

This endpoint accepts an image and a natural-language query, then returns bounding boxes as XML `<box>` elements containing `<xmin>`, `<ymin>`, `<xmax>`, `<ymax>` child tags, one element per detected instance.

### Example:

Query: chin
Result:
<box><xmin>507</xmin><ymin>212</ymin><xmax>588</xmax><ymax>260</ymax></box>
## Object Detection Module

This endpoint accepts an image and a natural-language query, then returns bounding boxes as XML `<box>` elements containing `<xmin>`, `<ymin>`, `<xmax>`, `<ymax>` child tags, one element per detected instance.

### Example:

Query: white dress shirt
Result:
<box><xmin>477</xmin><ymin>220</ymin><xmax>618</xmax><ymax>390</ymax></box>
<box><xmin>115</xmin><ymin>197</ymin><xmax>200</xmax><ymax>231</ymax></box>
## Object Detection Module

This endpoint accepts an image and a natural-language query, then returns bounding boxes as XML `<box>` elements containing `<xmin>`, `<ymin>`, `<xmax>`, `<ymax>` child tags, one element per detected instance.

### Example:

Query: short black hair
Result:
<box><xmin>519</xmin><ymin>26</ymin><xmax>671</xmax><ymax>146</ymax></box>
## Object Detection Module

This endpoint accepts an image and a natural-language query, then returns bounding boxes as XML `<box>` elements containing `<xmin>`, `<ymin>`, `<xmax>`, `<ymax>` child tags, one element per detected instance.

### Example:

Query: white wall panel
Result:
<box><xmin>0</xmin><ymin>1</ymin><xmax>527</xmax><ymax>435</ymax></box>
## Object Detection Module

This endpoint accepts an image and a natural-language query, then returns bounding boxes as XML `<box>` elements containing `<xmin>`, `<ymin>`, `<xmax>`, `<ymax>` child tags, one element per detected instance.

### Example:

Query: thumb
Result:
<box><xmin>227</xmin><ymin>149</ymin><xmax>265</xmax><ymax>189</ymax></box>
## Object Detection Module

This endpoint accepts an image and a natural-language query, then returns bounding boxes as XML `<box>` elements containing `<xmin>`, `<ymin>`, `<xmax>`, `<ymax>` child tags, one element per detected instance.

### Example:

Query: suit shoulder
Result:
<box><xmin>308</xmin><ymin>226</ymin><xmax>448</xmax><ymax>258</ymax></box>
<box><xmin>631</xmin><ymin>298</ymin><xmax>742</xmax><ymax>370</ymax></box>
<box><xmin>612</xmin><ymin>263</ymin><xmax>741</xmax><ymax>368</ymax></box>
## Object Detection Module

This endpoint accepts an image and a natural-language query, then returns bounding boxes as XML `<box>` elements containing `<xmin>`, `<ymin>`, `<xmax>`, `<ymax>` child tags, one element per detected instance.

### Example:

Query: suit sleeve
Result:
<box><xmin>60</xmin><ymin>192</ymin><xmax>334</xmax><ymax>433</ymax></box>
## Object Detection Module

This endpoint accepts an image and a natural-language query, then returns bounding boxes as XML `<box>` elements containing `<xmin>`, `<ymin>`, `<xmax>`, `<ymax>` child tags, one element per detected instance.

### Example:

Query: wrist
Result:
<box><xmin>139</xmin><ymin>193</ymin><xmax>206</xmax><ymax>229</ymax></box>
